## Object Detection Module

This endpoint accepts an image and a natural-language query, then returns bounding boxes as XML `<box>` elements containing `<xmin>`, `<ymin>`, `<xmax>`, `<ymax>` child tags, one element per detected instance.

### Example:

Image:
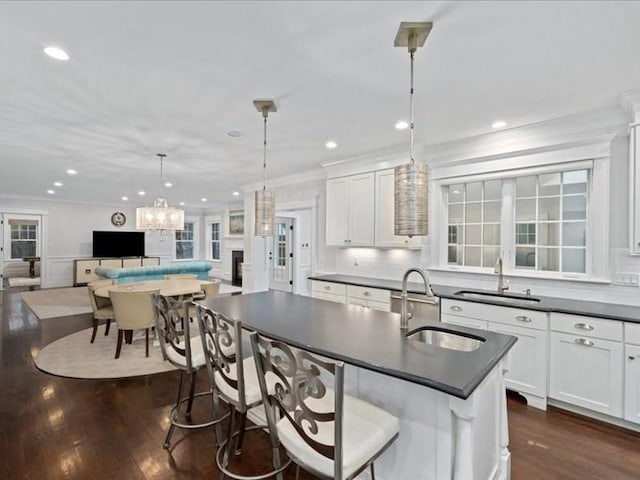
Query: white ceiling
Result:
<box><xmin>1</xmin><ymin>1</ymin><xmax>639</xmax><ymax>210</ymax></box>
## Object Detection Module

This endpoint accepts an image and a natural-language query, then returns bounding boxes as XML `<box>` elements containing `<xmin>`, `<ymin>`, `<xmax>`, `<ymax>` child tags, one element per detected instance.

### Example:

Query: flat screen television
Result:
<box><xmin>92</xmin><ymin>231</ymin><xmax>145</xmax><ymax>258</ymax></box>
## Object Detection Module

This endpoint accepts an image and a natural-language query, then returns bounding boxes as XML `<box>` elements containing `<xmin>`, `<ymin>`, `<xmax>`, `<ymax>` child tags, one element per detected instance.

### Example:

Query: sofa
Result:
<box><xmin>95</xmin><ymin>261</ymin><xmax>213</xmax><ymax>284</ymax></box>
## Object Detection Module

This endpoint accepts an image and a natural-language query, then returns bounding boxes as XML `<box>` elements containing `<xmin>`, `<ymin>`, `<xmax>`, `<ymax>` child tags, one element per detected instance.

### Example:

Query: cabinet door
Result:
<box><xmin>625</xmin><ymin>344</ymin><xmax>640</xmax><ymax>424</ymax></box>
<box><xmin>549</xmin><ymin>331</ymin><xmax>623</xmax><ymax>417</ymax></box>
<box><xmin>348</xmin><ymin>173</ymin><xmax>375</xmax><ymax>246</ymax></box>
<box><xmin>374</xmin><ymin>169</ymin><xmax>419</xmax><ymax>248</ymax></box>
<box><xmin>488</xmin><ymin>322</ymin><xmax>547</xmax><ymax>398</ymax></box>
<box><xmin>326</xmin><ymin>177</ymin><xmax>350</xmax><ymax>246</ymax></box>
<box><xmin>311</xmin><ymin>291</ymin><xmax>346</xmax><ymax>304</ymax></box>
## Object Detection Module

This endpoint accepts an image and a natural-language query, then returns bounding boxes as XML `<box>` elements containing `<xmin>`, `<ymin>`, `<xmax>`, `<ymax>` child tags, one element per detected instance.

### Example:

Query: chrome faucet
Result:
<box><xmin>494</xmin><ymin>257</ymin><xmax>509</xmax><ymax>294</ymax></box>
<box><xmin>400</xmin><ymin>267</ymin><xmax>434</xmax><ymax>331</ymax></box>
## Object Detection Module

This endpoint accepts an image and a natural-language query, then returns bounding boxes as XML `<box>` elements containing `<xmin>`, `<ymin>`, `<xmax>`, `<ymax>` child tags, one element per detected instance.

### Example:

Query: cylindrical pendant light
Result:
<box><xmin>394</xmin><ymin>22</ymin><xmax>433</xmax><ymax>237</ymax></box>
<box><xmin>253</xmin><ymin>100</ymin><xmax>277</xmax><ymax>237</ymax></box>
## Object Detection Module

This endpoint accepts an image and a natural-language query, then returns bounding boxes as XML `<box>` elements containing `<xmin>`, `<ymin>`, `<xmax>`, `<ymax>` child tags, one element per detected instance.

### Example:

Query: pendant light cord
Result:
<box><xmin>157</xmin><ymin>153</ymin><xmax>166</xmax><ymax>194</ymax></box>
<box><xmin>262</xmin><ymin>112</ymin><xmax>268</xmax><ymax>192</ymax></box>
<box><xmin>409</xmin><ymin>47</ymin><xmax>416</xmax><ymax>166</ymax></box>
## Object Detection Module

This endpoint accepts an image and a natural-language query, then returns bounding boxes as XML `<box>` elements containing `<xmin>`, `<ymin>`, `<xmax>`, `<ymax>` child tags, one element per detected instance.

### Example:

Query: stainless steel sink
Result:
<box><xmin>406</xmin><ymin>327</ymin><xmax>485</xmax><ymax>352</ymax></box>
<box><xmin>454</xmin><ymin>290</ymin><xmax>541</xmax><ymax>305</ymax></box>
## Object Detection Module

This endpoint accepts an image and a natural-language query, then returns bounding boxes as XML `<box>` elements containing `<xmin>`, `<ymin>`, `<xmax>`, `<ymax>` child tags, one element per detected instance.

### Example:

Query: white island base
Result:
<box><xmin>249</xmin><ymin>357</ymin><xmax>510</xmax><ymax>480</ymax></box>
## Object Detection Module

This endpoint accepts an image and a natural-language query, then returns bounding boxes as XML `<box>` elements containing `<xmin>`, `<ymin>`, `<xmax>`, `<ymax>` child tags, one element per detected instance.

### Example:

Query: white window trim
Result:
<box><xmin>172</xmin><ymin>216</ymin><xmax>200</xmax><ymax>262</ymax></box>
<box><xmin>431</xmin><ymin>153</ymin><xmax>611</xmax><ymax>282</ymax></box>
<box><xmin>3</xmin><ymin>213</ymin><xmax>41</xmax><ymax>261</ymax></box>
<box><xmin>205</xmin><ymin>215</ymin><xmax>222</xmax><ymax>262</ymax></box>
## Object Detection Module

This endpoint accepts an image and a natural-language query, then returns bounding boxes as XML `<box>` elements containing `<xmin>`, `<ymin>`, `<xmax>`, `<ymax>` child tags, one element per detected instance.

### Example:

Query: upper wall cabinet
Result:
<box><xmin>326</xmin><ymin>173</ymin><xmax>375</xmax><ymax>246</ymax></box>
<box><xmin>374</xmin><ymin>169</ymin><xmax>421</xmax><ymax>248</ymax></box>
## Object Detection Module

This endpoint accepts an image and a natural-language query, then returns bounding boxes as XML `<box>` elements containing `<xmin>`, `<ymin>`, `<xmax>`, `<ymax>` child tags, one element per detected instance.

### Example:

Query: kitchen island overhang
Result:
<box><xmin>200</xmin><ymin>291</ymin><xmax>516</xmax><ymax>480</ymax></box>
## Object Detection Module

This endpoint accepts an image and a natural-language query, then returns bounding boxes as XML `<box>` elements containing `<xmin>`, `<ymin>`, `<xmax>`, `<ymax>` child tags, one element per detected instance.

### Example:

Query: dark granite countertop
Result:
<box><xmin>202</xmin><ymin>291</ymin><xmax>516</xmax><ymax>399</ymax></box>
<box><xmin>309</xmin><ymin>274</ymin><xmax>640</xmax><ymax>324</ymax></box>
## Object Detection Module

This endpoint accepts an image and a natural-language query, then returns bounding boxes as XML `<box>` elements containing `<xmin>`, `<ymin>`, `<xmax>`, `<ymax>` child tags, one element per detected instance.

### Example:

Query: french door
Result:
<box><xmin>269</xmin><ymin>217</ymin><xmax>293</xmax><ymax>292</ymax></box>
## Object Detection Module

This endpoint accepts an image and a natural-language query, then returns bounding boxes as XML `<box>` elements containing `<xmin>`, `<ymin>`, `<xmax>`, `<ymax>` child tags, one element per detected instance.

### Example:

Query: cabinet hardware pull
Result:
<box><xmin>629</xmin><ymin>356</ymin><xmax>637</xmax><ymax>361</ymax></box>
<box><xmin>574</xmin><ymin>323</ymin><xmax>594</xmax><ymax>331</ymax></box>
<box><xmin>574</xmin><ymin>338</ymin><xmax>594</xmax><ymax>347</ymax></box>
<box><xmin>515</xmin><ymin>315</ymin><xmax>532</xmax><ymax>323</ymax></box>
<box><xmin>323</xmin><ymin>286</ymin><xmax>331</xmax><ymax>291</ymax></box>
<box><xmin>363</xmin><ymin>291</ymin><xmax>371</xmax><ymax>297</ymax></box>
<box><xmin>450</xmin><ymin>305</ymin><xmax>462</xmax><ymax>312</ymax></box>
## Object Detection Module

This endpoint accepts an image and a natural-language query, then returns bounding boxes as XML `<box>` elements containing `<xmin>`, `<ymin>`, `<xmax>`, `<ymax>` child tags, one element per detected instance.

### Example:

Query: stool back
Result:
<box><xmin>250</xmin><ymin>332</ymin><xmax>345</xmax><ymax>478</ymax></box>
<box><xmin>195</xmin><ymin>304</ymin><xmax>247</xmax><ymax>410</ymax></box>
<box><xmin>152</xmin><ymin>294</ymin><xmax>194</xmax><ymax>371</ymax></box>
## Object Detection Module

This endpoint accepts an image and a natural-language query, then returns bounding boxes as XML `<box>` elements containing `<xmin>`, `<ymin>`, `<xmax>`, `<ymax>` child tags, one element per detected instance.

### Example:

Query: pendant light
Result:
<box><xmin>136</xmin><ymin>153</ymin><xmax>185</xmax><ymax>231</ymax></box>
<box><xmin>394</xmin><ymin>21</ymin><xmax>432</xmax><ymax>237</ymax></box>
<box><xmin>253</xmin><ymin>99</ymin><xmax>277</xmax><ymax>237</ymax></box>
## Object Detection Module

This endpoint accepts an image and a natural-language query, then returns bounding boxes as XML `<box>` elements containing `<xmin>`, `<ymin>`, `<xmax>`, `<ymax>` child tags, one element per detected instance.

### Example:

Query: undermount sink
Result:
<box><xmin>454</xmin><ymin>290</ymin><xmax>541</xmax><ymax>305</ymax></box>
<box><xmin>406</xmin><ymin>327</ymin><xmax>485</xmax><ymax>352</ymax></box>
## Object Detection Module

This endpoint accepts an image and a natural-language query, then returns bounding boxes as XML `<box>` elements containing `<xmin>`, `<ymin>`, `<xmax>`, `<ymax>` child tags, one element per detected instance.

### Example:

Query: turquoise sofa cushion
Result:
<box><xmin>95</xmin><ymin>261</ymin><xmax>213</xmax><ymax>284</ymax></box>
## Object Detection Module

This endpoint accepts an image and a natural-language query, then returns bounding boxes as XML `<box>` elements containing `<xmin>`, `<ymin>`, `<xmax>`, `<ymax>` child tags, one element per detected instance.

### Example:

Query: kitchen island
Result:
<box><xmin>201</xmin><ymin>291</ymin><xmax>516</xmax><ymax>480</ymax></box>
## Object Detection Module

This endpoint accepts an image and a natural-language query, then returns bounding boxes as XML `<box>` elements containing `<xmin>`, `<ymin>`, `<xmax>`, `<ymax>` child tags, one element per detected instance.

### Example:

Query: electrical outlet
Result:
<box><xmin>613</xmin><ymin>272</ymin><xmax>640</xmax><ymax>286</ymax></box>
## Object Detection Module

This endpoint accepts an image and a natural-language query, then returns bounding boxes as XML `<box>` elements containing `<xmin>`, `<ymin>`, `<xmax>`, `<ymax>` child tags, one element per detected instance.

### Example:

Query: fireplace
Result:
<box><xmin>232</xmin><ymin>250</ymin><xmax>244</xmax><ymax>287</ymax></box>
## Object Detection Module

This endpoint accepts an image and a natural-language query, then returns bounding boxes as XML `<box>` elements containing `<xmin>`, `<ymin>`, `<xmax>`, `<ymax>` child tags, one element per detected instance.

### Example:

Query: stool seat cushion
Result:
<box><xmin>166</xmin><ymin>335</ymin><xmax>206</xmax><ymax>370</ymax></box>
<box><xmin>276</xmin><ymin>392</ymin><xmax>399</xmax><ymax>478</ymax></box>
<box><xmin>215</xmin><ymin>357</ymin><xmax>276</xmax><ymax>406</ymax></box>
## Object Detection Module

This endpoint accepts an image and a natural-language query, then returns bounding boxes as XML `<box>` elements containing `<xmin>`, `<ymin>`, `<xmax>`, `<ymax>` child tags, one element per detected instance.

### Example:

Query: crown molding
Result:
<box><xmin>620</xmin><ymin>89</ymin><xmax>640</xmax><ymax>122</ymax></box>
<box><xmin>241</xmin><ymin>167</ymin><xmax>325</xmax><ymax>192</ymax></box>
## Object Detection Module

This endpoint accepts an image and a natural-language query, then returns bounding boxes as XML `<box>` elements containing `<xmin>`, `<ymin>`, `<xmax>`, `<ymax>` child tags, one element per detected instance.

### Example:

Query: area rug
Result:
<box><xmin>33</xmin><ymin>325</ymin><xmax>176</xmax><ymax>379</ymax></box>
<box><xmin>21</xmin><ymin>286</ymin><xmax>92</xmax><ymax>319</ymax></box>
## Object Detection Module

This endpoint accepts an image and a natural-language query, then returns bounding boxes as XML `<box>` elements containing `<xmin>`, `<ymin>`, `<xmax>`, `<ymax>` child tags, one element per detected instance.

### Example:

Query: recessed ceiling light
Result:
<box><xmin>121</xmin><ymin>196</ymin><xmax>128</xmax><ymax>201</ymax></box>
<box><xmin>491</xmin><ymin>120</ymin><xmax>507</xmax><ymax>129</ymax></box>
<box><xmin>66</xmin><ymin>169</ymin><xmax>77</xmax><ymax>175</ymax></box>
<box><xmin>325</xmin><ymin>141</ymin><xmax>337</xmax><ymax>149</ymax></box>
<box><xmin>53</xmin><ymin>182</ymin><xmax>63</xmax><ymax>187</ymax></box>
<box><xmin>227</xmin><ymin>130</ymin><xmax>243</xmax><ymax>138</ymax></box>
<box><xmin>44</xmin><ymin>46</ymin><xmax>69</xmax><ymax>61</ymax></box>
<box><xmin>201</xmin><ymin>198</ymin><xmax>207</xmax><ymax>202</ymax></box>
<box><xmin>395</xmin><ymin>120</ymin><xmax>409</xmax><ymax>130</ymax></box>
<box><xmin>232</xmin><ymin>191</ymin><xmax>240</xmax><ymax>196</ymax></box>
<box><xmin>164</xmin><ymin>182</ymin><xmax>172</xmax><ymax>187</ymax></box>
<box><xmin>179</xmin><ymin>202</ymin><xmax>185</xmax><ymax>206</ymax></box>
<box><xmin>46</xmin><ymin>189</ymin><xmax>55</xmax><ymax>194</ymax></box>
<box><xmin>138</xmin><ymin>191</ymin><xmax>145</xmax><ymax>196</ymax></box>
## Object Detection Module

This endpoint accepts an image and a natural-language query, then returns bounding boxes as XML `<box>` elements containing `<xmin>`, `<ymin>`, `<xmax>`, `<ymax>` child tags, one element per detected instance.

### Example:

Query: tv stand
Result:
<box><xmin>73</xmin><ymin>257</ymin><xmax>160</xmax><ymax>286</ymax></box>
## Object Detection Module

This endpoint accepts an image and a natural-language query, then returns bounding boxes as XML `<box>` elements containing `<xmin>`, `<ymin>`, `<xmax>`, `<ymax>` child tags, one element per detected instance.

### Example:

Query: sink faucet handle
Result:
<box><xmin>522</xmin><ymin>288</ymin><xmax>531</xmax><ymax>297</ymax></box>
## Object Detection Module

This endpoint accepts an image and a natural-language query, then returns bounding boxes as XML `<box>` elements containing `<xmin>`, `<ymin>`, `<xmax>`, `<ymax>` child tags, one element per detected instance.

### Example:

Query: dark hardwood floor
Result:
<box><xmin>2</xmin><ymin>287</ymin><xmax>640</xmax><ymax>479</ymax></box>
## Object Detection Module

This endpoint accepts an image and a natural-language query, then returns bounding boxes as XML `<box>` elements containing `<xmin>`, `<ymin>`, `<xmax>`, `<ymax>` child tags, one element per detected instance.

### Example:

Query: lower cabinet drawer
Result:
<box><xmin>348</xmin><ymin>298</ymin><xmax>391</xmax><ymax>312</ymax></box>
<box><xmin>311</xmin><ymin>291</ymin><xmax>346</xmax><ymax>304</ymax></box>
<box><xmin>311</xmin><ymin>281</ymin><xmax>346</xmax><ymax>296</ymax></box>
<box><xmin>441</xmin><ymin>313</ymin><xmax>488</xmax><ymax>330</ymax></box>
<box><xmin>346</xmin><ymin>285</ymin><xmax>390</xmax><ymax>303</ymax></box>
<box><xmin>551</xmin><ymin>313</ymin><xmax>622</xmax><ymax>342</ymax></box>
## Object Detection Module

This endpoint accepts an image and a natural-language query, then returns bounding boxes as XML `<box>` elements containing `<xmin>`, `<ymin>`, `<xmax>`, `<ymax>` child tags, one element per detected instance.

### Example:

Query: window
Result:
<box><xmin>175</xmin><ymin>222</ymin><xmax>194</xmax><ymax>260</ymax></box>
<box><xmin>515</xmin><ymin>170</ymin><xmax>587</xmax><ymax>273</ymax></box>
<box><xmin>441</xmin><ymin>163</ymin><xmax>594</xmax><ymax>277</ymax></box>
<box><xmin>210</xmin><ymin>222</ymin><xmax>221</xmax><ymax>260</ymax></box>
<box><xmin>8</xmin><ymin>219</ymin><xmax>38</xmax><ymax>259</ymax></box>
<box><xmin>447</xmin><ymin>179</ymin><xmax>502</xmax><ymax>268</ymax></box>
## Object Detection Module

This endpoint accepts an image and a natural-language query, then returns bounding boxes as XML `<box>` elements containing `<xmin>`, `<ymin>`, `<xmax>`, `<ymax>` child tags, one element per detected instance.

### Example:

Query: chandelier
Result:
<box><xmin>394</xmin><ymin>22</ymin><xmax>432</xmax><ymax>237</ymax></box>
<box><xmin>253</xmin><ymin>99</ymin><xmax>277</xmax><ymax>237</ymax></box>
<box><xmin>136</xmin><ymin>153</ymin><xmax>185</xmax><ymax>231</ymax></box>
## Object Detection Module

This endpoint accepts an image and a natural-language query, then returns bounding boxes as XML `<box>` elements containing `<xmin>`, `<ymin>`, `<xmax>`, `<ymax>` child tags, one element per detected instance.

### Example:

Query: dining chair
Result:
<box><xmin>110</xmin><ymin>289</ymin><xmax>159</xmax><ymax>359</ymax></box>
<box><xmin>152</xmin><ymin>294</ymin><xmax>228</xmax><ymax>449</ymax></box>
<box><xmin>87</xmin><ymin>279</ymin><xmax>116</xmax><ymax>343</ymax></box>
<box><xmin>250</xmin><ymin>332</ymin><xmax>400</xmax><ymax>480</ymax></box>
<box><xmin>188</xmin><ymin>279</ymin><xmax>222</xmax><ymax>320</ymax></box>
<box><xmin>194</xmin><ymin>304</ymin><xmax>290</xmax><ymax>480</ymax></box>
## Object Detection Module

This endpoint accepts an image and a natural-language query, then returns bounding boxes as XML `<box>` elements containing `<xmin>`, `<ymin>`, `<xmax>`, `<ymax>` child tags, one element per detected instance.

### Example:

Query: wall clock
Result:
<box><xmin>111</xmin><ymin>212</ymin><xmax>127</xmax><ymax>227</ymax></box>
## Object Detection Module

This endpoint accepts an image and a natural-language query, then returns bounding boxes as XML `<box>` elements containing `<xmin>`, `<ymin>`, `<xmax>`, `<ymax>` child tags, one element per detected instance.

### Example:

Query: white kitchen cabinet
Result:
<box><xmin>326</xmin><ymin>173</ymin><xmax>375</xmax><ymax>246</ymax></box>
<box><xmin>374</xmin><ymin>169</ymin><xmax>421</xmax><ymax>248</ymax></box>
<box><xmin>310</xmin><ymin>280</ymin><xmax>346</xmax><ymax>304</ymax></box>
<box><xmin>440</xmin><ymin>298</ymin><xmax>548</xmax><ymax>409</ymax></box>
<box><xmin>549</xmin><ymin>312</ymin><xmax>623</xmax><ymax>417</ymax></box>
<box><xmin>346</xmin><ymin>285</ymin><xmax>391</xmax><ymax>312</ymax></box>
<box><xmin>624</xmin><ymin>323</ymin><xmax>640</xmax><ymax>424</ymax></box>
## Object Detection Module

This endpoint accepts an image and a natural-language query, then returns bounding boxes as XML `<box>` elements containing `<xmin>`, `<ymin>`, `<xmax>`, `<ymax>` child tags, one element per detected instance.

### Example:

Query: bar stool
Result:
<box><xmin>152</xmin><ymin>294</ymin><xmax>228</xmax><ymax>449</ymax></box>
<box><xmin>194</xmin><ymin>304</ymin><xmax>291</xmax><ymax>480</ymax></box>
<box><xmin>250</xmin><ymin>332</ymin><xmax>400</xmax><ymax>480</ymax></box>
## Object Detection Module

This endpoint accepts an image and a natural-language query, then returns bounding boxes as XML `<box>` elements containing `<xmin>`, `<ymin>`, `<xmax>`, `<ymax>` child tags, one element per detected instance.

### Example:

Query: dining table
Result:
<box><xmin>93</xmin><ymin>279</ymin><xmax>242</xmax><ymax>299</ymax></box>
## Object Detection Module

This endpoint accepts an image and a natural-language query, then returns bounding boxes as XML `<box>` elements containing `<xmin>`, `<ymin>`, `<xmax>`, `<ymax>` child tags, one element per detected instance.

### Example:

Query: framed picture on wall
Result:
<box><xmin>227</xmin><ymin>209</ymin><xmax>244</xmax><ymax>237</ymax></box>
